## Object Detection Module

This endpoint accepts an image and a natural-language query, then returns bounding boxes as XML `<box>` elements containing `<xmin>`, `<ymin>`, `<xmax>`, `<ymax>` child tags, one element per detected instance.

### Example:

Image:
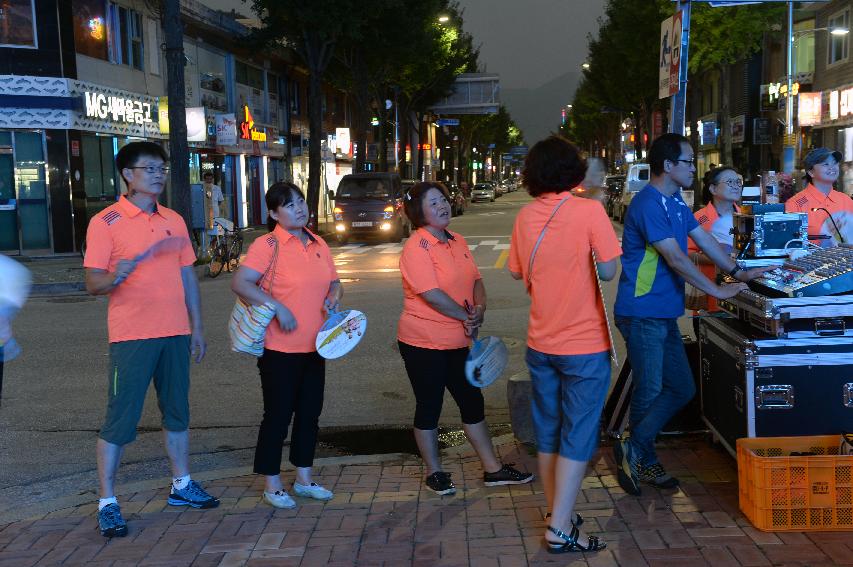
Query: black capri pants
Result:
<box><xmin>254</xmin><ymin>349</ymin><xmax>325</xmax><ymax>474</ymax></box>
<box><xmin>398</xmin><ymin>341</ymin><xmax>485</xmax><ymax>430</ymax></box>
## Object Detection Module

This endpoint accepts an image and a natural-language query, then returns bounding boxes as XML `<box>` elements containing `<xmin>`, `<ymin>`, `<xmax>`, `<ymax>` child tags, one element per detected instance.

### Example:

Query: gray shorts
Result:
<box><xmin>99</xmin><ymin>335</ymin><xmax>191</xmax><ymax>446</ymax></box>
<box><xmin>525</xmin><ymin>348</ymin><xmax>610</xmax><ymax>461</ymax></box>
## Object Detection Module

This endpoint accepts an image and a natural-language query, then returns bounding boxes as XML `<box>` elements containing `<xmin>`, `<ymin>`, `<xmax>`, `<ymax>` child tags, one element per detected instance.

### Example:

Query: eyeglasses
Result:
<box><xmin>128</xmin><ymin>166</ymin><xmax>170</xmax><ymax>175</ymax></box>
<box><xmin>718</xmin><ymin>178</ymin><xmax>744</xmax><ymax>188</ymax></box>
<box><xmin>675</xmin><ymin>158</ymin><xmax>697</xmax><ymax>167</ymax></box>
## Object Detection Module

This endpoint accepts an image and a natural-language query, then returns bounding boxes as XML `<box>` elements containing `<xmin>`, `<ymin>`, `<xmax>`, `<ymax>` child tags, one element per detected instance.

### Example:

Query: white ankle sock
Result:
<box><xmin>172</xmin><ymin>474</ymin><xmax>191</xmax><ymax>491</ymax></box>
<box><xmin>98</xmin><ymin>497</ymin><xmax>118</xmax><ymax>510</ymax></box>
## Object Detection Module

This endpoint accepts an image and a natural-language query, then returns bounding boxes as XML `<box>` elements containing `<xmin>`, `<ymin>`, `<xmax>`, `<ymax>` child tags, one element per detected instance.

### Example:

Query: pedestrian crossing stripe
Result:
<box><xmin>333</xmin><ymin>239</ymin><xmax>512</xmax><ymax>257</ymax></box>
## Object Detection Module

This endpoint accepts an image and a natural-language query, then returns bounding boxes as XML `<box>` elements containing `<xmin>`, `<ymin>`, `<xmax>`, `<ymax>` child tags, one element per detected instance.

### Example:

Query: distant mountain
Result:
<box><xmin>501</xmin><ymin>71</ymin><xmax>582</xmax><ymax>145</ymax></box>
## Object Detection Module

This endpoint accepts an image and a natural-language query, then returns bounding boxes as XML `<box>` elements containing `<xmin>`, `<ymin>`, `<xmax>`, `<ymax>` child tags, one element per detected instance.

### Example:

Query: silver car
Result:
<box><xmin>471</xmin><ymin>183</ymin><xmax>496</xmax><ymax>202</ymax></box>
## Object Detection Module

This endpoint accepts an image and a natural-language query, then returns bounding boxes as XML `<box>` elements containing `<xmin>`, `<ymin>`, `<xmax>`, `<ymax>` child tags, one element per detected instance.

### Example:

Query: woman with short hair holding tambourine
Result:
<box><xmin>397</xmin><ymin>181</ymin><xmax>533</xmax><ymax>496</ymax></box>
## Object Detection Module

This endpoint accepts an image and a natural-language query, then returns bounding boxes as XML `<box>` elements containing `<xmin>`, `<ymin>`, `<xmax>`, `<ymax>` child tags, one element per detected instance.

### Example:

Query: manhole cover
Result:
<box><xmin>46</xmin><ymin>296</ymin><xmax>95</xmax><ymax>303</ymax></box>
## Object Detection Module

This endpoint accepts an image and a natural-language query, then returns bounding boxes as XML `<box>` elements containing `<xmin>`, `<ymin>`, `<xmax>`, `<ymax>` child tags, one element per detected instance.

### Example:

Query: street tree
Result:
<box><xmin>251</xmin><ymin>0</ymin><xmax>355</xmax><ymax>230</ymax></box>
<box><xmin>689</xmin><ymin>3</ymin><xmax>785</xmax><ymax>165</ymax></box>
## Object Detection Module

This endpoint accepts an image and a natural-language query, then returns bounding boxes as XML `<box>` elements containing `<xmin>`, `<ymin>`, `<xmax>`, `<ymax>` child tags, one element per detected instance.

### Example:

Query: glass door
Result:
<box><xmin>0</xmin><ymin>138</ymin><xmax>16</xmax><ymax>253</ymax></box>
<box><xmin>15</xmin><ymin>132</ymin><xmax>51</xmax><ymax>252</ymax></box>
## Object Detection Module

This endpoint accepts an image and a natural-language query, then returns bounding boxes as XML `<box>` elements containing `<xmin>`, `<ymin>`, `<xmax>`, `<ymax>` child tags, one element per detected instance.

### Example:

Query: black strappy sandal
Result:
<box><xmin>544</xmin><ymin>523</ymin><xmax>606</xmax><ymax>554</ymax></box>
<box><xmin>544</xmin><ymin>512</ymin><xmax>584</xmax><ymax>526</ymax></box>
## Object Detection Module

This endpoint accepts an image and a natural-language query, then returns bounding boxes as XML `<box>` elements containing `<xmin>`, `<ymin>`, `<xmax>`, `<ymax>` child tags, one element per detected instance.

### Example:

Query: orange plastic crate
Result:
<box><xmin>737</xmin><ymin>435</ymin><xmax>853</xmax><ymax>532</ymax></box>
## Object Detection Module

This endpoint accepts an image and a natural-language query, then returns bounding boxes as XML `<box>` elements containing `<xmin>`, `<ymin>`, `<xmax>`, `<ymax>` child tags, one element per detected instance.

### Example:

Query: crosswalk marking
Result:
<box><xmin>333</xmin><ymin>238</ymin><xmax>512</xmax><ymax>258</ymax></box>
<box><xmin>479</xmin><ymin>240</ymin><xmax>499</xmax><ymax>246</ymax></box>
<box><xmin>380</xmin><ymin>246</ymin><xmax>403</xmax><ymax>254</ymax></box>
<box><xmin>494</xmin><ymin>243</ymin><xmax>510</xmax><ymax>250</ymax></box>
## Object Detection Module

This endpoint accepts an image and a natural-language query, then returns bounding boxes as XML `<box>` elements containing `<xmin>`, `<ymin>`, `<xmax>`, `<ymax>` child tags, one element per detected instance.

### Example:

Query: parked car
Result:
<box><xmin>471</xmin><ymin>182</ymin><xmax>496</xmax><ymax>202</ymax></box>
<box><xmin>615</xmin><ymin>163</ymin><xmax>650</xmax><ymax>222</ymax></box>
<box><xmin>331</xmin><ymin>173</ymin><xmax>411</xmax><ymax>244</ymax></box>
<box><xmin>604</xmin><ymin>174</ymin><xmax>625</xmax><ymax>218</ymax></box>
<box><xmin>446</xmin><ymin>182</ymin><xmax>467</xmax><ymax>216</ymax></box>
<box><xmin>491</xmin><ymin>181</ymin><xmax>504</xmax><ymax>198</ymax></box>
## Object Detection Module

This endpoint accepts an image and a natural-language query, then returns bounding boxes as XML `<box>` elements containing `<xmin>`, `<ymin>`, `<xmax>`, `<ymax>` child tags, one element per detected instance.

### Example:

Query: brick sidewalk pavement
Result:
<box><xmin>1</xmin><ymin>435</ymin><xmax>851</xmax><ymax>567</ymax></box>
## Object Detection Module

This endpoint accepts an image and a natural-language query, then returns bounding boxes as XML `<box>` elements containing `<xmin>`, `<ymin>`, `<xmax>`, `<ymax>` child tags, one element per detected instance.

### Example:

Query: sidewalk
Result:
<box><xmin>1</xmin><ymin>434</ymin><xmax>850</xmax><ymax>567</ymax></box>
<box><xmin>17</xmin><ymin>226</ymin><xmax>307</xmax><ymax>296</ymax></box>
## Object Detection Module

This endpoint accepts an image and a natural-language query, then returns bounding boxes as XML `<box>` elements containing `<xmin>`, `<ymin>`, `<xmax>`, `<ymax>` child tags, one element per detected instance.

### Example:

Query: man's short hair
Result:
<box><xmin>648</xmin><ymin>133</ymin><xmax>690</xmax><ymax>176</ymax></box>
<box><xmin>115</xmin><ymin>142</ymin><xmax>169</xmax><ymax>187</ymax></box>
<box><xmin>521</xmin><ymin>135</ymin><xmax>586</xmax><ymax>196</ymax></box>
<box><xmin>202</xmin><ymin>171</ymin><xmax>214</xmax><ymax>179</ymax></box>
<box><xmin>403</xmin><ymin>181</ymin><xmax>451</xmax><ymax>228</ymax></box>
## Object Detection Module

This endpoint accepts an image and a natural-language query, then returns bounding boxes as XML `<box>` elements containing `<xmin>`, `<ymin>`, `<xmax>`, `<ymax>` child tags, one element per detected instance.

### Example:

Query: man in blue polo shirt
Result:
<box><xmin>613</xmin><ymin>133</ymin><xmax>767</xmax><ymax>496</ymax></box>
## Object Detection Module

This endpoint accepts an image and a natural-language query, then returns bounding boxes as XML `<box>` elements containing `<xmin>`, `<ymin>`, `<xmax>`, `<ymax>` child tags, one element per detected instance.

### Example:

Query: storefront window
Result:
<box><xmin>0</xmin><ymin>0</ymin><xmax>36</xmax><ymax>48</ymax></box>
<box><xmin>82</xmin><ymin>134</ymin><xmax>119</xmax><ymax>220</ymax></box>
<box><xmin>236</xmin><ymin>61</ymin><xmax>265</xmax><ymax>121</ymax></box>
<box><xmin>73</xmin><ymin>0</ymin><xmax>109</xmax><ymax>60</ymax></box>
<box><xmin>829</xmin><ymin>10</ymin><xmax>849</xmax><ymax>66</ymax></box>
<box><xmin>198</xmin><ymin>46</ymin><xmax>228</xmax><ymax>112</ymax></box>
<box><xmin>268</xmin><ymin>74</ymin><xmax>279</xmax><ymax>128</ymax></box>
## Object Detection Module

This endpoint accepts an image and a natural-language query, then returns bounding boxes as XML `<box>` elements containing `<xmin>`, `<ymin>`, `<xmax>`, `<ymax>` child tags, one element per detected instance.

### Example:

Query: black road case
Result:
<box><xmin>698</xmin><ymin>316</ymin><xmax>853</xmax><ymax>457</ymax></box>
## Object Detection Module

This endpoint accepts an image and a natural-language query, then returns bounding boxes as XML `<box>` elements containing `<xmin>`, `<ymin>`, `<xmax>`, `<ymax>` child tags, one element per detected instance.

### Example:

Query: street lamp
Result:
<box><xmin>438</xmin><ymin>15</ymin><xmax>449</xmax><ymax>23</ymax></box>
<box><xmin>783</xmin><ymin>20</ymin><xmax>851</xmax><ymax>173</ymax></box>
<box><xmin>581</xmin><ymin>62</ymin><xmax>590</xmax><ymax>70</ymax></box>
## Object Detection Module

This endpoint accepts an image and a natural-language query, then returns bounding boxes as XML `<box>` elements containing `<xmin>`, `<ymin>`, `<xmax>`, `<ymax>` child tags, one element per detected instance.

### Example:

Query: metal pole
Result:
<box><xmin>670</xmin><ymin>0</ymin><xmax>691</xmax><ymax>135</ymax></box>
<box><xmin>394</xmin><ymin>87</ymin><xmax>400</xmax><ymax>173</ymax></box>
<box><xmin>783</xmin><ymin>0</ymin><xmax>795</xmax><ymax>173</ymax></box>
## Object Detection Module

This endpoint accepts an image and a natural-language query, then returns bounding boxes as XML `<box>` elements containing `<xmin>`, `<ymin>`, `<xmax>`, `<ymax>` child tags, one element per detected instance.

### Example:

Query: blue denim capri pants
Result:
<box><xmin>525</xmin><ymin>348</ymin><xmax>611</xmax><ymax>461</ymax></box>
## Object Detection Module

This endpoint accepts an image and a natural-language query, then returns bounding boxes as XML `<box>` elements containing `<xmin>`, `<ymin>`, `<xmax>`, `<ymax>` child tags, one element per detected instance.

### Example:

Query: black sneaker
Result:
<box><xmin>425</xmin><ymin>471</ymin><xmax>456</xmax><ymax>495</ymax></box>
<box><xmin>613</xmin><ymin>438</ymin><xmax>641</xmax><ymax>496</ymax></box>
<box><xmin>167</xmin><ymin>480</ymin><xmax>220</xmax><ymax>509</ymax></box>
<box><xmin>638</xmin><ymin>461</ymin><xmax>680</xmax><ymax>489</ymax></box>
<box><xmin>483</xmin><ymin>463</ymin><xmax>534</xmax><ymax>487</ymax></box>
<box><xmin>97</xmin><ymin>503</ymin><xmax>128</xmax><ymax>538</ymax></box>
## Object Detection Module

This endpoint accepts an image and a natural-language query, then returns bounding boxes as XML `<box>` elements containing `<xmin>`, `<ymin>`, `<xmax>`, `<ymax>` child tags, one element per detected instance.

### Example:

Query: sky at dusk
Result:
<box><xmin>199</xmin><ymin>0</ymin><xmax>608</xmax><ymax>143</ymax></box>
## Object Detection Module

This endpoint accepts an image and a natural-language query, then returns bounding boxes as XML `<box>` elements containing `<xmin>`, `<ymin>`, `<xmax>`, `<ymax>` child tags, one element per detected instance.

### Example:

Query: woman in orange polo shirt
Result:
<box><xmin>687</xmin><ymin>166</ymin><xmax>742</xmax><ymax>321</ymax></box>
<box><xmin>508</xmin><ymin>136</ymin><xmax>620</xmax><ymax>554</ymax></box>
<box><xmin>232</xmin><ymin>182</ymin><xmax>342</xmax><ymax>510</ymax></box>
<box><xmin>398</xmin><ymin>181</ymin><xmax>534</xmax><ymax>496</ymax></box>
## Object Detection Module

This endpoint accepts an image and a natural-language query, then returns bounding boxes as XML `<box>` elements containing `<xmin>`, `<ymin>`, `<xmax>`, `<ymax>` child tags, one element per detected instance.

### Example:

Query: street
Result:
<box><xmin>1</xmin><ymin>191</ymin><xmax>639</xmax><ymax>513</ymax></box>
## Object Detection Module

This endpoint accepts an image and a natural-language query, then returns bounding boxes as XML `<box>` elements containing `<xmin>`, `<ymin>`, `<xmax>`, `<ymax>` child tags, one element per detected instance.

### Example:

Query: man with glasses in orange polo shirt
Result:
<box><xmin>84</xmin><ymin>142</ymin><xmax>218</xmax><ymax>538</ymax></box>
<box><xmin>785</xmin><ymin>147</ymin><xmax>853</xmax><ymax>247</ymax></box>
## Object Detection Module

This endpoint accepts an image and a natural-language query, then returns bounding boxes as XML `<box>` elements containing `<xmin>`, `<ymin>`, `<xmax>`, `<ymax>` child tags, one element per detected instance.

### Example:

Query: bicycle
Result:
<box><xmin>207</xmin><ymin>218</ymin><xmax>244</xmax><ymax>278</ymax></box>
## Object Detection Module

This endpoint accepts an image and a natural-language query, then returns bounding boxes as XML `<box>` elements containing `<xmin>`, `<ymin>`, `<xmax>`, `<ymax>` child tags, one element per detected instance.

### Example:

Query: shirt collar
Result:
<box><xmin>804</xmin><ymin>183</ymin><xmax>842</xmax><ymax>204</ymax></box>
<box><xmin>416</xmin><ymin>226</ymin><xmax>455</xmax><ymax>244</ymax></box>
<box><xmin>117</xmin><ymin>195</ymin><xmax>164</xmax><ymax>218</ymax></box>
<box><xmin>538</xmin><ymin>191</ymin><xmax>573</xmax><ymax>205</ymax></box>
<box><xmin>272</xmin><ymin>224</ymin><xmax>318</xmax><ymax>244</ymax></box>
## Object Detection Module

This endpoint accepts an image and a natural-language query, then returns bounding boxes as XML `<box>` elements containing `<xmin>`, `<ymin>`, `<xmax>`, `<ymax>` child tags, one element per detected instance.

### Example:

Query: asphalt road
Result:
<box><xmin>0</xmin><ymin>189</ymin><xmax>649</xmax><ymax>511</ymax></box>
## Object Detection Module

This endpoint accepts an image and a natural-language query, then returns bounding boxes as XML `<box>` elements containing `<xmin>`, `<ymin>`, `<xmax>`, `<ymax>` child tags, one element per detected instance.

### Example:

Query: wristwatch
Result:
<box><xmin>728</xmin><ymin>263</ymin><xmax>742</xmax><ymax>278</ymax></box>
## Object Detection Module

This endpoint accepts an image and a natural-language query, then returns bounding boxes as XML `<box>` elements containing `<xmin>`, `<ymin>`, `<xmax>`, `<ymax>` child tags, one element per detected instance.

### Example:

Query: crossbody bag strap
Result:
<box><xmin>526</xmin><ymin>194</ymin><xmax>573</xmax><ymax>291</ymax></box>
<box><xmin>258</xmin><ymin>237</ymin><xmax>279</xmax><ymax>293</ymax></box>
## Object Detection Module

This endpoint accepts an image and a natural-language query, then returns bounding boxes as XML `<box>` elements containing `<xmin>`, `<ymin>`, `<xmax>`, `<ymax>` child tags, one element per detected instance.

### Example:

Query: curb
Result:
<box><xmin>30</xmin><ymin>282</ymin><xmax>87</xmax><ymax>297</ymax></box>
<box><xmin>0</xmin><ymin>434</ymin><xmax>522</xmax><ymax>525</ymax></box>
<box><xmin>0</xmin><ymin>451</ymin><xmax>411</xmax><ymax>525</ymax></box>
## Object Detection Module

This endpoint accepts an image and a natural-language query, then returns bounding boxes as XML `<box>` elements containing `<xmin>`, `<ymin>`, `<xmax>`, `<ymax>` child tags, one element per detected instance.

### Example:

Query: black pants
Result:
<box><xmin>398</xmin><ymin>341</ymin><xmax>485</xmax><ymax>430</ymax></box>
<box><xmin>254</xmin><ymin>350</ymin><xmax>325</xmax><ymax>474</ymax></box>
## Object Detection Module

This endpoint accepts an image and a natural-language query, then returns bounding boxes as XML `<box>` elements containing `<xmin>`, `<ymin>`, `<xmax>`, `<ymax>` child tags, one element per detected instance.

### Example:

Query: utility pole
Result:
<box><xmin>783</xmin><ymin>1</ymin><xmax>795</xmax><ymax>173</ymax></box>
<box><xmin>163</xmin><ymin>0</ymin><xmax>191</xmax><ymax>227</ymax></box>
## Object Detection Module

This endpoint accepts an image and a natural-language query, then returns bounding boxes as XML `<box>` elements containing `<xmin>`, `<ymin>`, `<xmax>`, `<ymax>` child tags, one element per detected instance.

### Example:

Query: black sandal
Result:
<box><xmin>544</xmin><ymin>512</ymin><xmax>584</xmax><ymax>526</ymax></box>
<box><xmin>544</xmin><ymin>523</ymin><xmax>606</xmax><ymax>554</ymax></box>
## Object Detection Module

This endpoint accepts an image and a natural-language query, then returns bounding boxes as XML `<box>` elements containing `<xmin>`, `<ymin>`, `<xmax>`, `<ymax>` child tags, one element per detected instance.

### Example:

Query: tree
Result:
<box><xmin>251</xmin><ymin>0</ymin><xmax>355</xmax><ymax>230</ymax></box>
<box><xmin>689</xmin><ymin>3</ymin><xmax>785</xmax><ymax>165</ymax></box>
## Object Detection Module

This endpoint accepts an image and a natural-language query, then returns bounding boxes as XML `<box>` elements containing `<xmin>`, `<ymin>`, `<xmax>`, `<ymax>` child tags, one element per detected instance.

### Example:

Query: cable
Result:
<box><xmin>811</xmin><ymin>207</ymin><xmax>845</xmax><ymax>244</ymax></box>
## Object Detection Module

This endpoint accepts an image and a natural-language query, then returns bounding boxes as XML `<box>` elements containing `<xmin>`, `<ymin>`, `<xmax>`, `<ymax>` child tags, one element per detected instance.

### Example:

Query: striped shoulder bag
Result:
<box><xmin>229</xmin><ymin>238</ymin><xmax>279</xmax><ymax>356</ymax></box>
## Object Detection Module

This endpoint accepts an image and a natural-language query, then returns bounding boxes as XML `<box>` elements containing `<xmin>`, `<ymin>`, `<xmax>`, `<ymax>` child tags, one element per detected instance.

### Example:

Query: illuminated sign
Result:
<box><xmin>88</xmin><ymin>18</ymin><xmax>104</xmax><ymax>40</ymax></box>
<box><xmin>84</xmin><ymin>92</ymin><xmax>153</xmax><ymax>125</ymax></box>
<box><xmin>828</xmin><ymin>87</ymin><xmax>853</xmax><ymax>121</ymax></box>
<box><xmin>767</xmin><ymin>82</ymin><xmax>799</xmax><ymax>103</ymax></box>
<box><xmin>239</xmin><ymin>105</ymin><xmax>267</xmax><ymax>142</ymax></box>
<box><xmin>798</xmin><ymin>92</ymin><xmax>822</xmax><ymax>126</ymax></box>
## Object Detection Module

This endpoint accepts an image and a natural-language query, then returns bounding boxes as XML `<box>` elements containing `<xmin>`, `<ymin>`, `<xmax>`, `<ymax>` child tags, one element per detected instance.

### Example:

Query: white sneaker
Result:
<box><xmin>293</xmin><ymin>482</ymin><xmax>334</xmax><ymax>501</ymax></box>
<box><xmin>263</xmin><ymin>490</ymin><xmax>296</xmax><ymax>509</ymax></box>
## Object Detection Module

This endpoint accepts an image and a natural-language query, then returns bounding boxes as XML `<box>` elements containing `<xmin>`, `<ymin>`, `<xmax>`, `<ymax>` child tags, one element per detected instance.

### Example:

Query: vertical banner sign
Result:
<box><xmin>652</xmin><ymin>111</ymin><xmax>664</xmax><ymax>140</ymax></box>
<box><xmin>669</xmin><ymin>11</ymin><xmax>682</xmax><ymax>98</ymax></box>
<box><xmin>659</xmin><ymin>15</ymin><xmax>675</xmax><ymax>99</ymax></box>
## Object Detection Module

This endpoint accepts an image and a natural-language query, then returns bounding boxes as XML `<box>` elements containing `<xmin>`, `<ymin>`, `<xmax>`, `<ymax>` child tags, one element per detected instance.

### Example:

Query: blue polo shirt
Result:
<box><xmin>615</xmin><ymin>184</ymin><xmax>699</xmax><ymax>319</ymax></box>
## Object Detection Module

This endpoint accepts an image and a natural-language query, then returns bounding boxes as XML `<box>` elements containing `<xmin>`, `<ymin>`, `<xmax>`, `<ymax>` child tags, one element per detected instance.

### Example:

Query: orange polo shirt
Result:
<box><xmin>785</xmin><ymin>184</ymin><xmax>853</xmax><ymax>247</ymax></box>
<box><xmin>398</xmin><ymin>228</ymin><xmax>482</xmax><ymax>350</ymax></box>
<box><xmin>509</xmin><ymin>193</ymin><xmax>621</xmax><ymax>356</ymax></box>
<box><xmin>241</xmin><ymin>225</ymin><xmax>338</xmax><ymax>353</ymax></box>
<box><xmin>84</xmin><ymin>196</ymin><xmax>196</xmax><ymax>343</ymax></box>
<box><xmin>687</xmin><ymin>202</ymin><xmax>739</xmax><ymax>313</ymax></box>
